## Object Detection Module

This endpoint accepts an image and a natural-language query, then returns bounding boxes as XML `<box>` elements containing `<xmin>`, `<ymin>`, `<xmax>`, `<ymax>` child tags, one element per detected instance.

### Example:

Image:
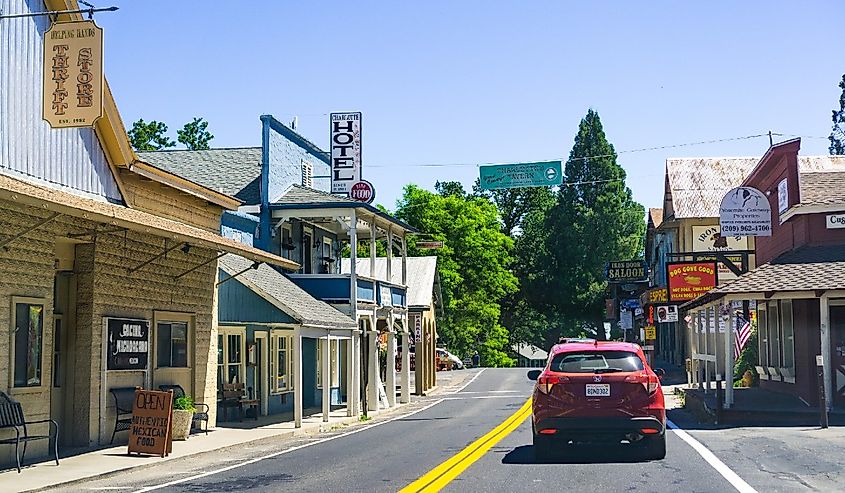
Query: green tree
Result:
<box><xmin>472</xmin><ymin>181</ymin><xmax>555</xmax><ymax>237</ymax></box>
<box><xmin>535</xmin><ymin>109</ymin><xmax>645</xmax><ymax>345</ymax></box>
<box><xmin>128</xmin><ymin>119</ymin><xmax>175</xmax><ymax>151</ymax></box>
<box><xmin>178</xmin><ymin>117</ymin><xmax>214</xmax><ymax>150</ymax></box>
<box><xmin>830</xmin><ymin>74</ymin><xmax>845</xmax><ymax>155</ymax></box>
<box><xmin>434</xmin><ymin>180</ymin><xmax>466</xmax><ymax>198</ymax></box>
<box><xmin>395</xmin><ymin>185</ymin><xmax>518</xmax><ymax>366</ymax></box>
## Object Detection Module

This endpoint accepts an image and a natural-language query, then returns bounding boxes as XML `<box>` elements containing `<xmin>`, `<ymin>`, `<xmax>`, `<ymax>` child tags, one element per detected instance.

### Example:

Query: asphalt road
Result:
<box><xmin>53</xmin><ymin>368</ymin><xmax>827</xmax><ymax>493</ymax></box>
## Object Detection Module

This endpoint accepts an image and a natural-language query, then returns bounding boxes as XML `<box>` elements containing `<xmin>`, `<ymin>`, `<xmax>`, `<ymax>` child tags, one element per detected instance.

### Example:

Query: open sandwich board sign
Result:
<box><xmin>127</xmin><ymin>388</ymin><xmax>173</xmax><ymax>457</ymax></box>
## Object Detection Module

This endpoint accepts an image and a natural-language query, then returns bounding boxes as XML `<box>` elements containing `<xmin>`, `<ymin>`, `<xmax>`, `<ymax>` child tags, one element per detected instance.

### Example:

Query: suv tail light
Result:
<box><xmin>537</xmin><ymin>374</ymin><xmax>570</xmax><ymax>394</ymax></box>
<box><xmin>625</xmin><ymin>372</ymin><xmax>659</xmax><ymax>395</ymax></box>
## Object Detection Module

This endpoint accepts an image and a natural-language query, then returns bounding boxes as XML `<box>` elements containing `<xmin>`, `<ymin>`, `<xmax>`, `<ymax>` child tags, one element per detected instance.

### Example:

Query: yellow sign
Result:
<box><xmin>645</xmin><ymin>326</ymin><xmax>656</xmax><ymax>340</ymax></box>
<box><xmin>43</xmin><ymin>20</ymin><xmax>103</xmax><ymax>128</ymax></box>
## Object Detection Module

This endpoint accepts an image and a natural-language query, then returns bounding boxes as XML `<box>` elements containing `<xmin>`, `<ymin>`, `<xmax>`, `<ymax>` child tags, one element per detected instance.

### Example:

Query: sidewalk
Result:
<box><xmin>1</xmin><ymin>408</ymin><xmax>367</xmax><ymax>493</ymax></box>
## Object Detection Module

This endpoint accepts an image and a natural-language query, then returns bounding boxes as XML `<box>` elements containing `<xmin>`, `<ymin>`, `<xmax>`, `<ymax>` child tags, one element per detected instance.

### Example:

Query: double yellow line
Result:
<box><xmin>399</xmin><ymin>398</ymin><xmax>533</xmax><ymax>493</ymax></box>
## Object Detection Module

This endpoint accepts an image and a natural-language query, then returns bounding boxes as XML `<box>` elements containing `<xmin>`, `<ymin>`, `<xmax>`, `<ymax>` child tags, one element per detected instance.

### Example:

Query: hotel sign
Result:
<box><xmin>43</xmin><ymin>20</ymin><xmax>103</xmax><ymax>128</ymax></box>
<box><xmin>666</xmin><ymin>261</ymin><xmax>718</xmax><ymax>302</ymax></box>
<box><xmin>330</xmin><ymin>112</ymin><xmax>362</xmax><ymax>195</ymax></box>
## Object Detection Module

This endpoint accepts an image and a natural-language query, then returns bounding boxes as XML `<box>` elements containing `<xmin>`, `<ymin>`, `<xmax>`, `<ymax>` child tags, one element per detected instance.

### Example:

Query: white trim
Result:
<box><xmin>780</xmin><ymin>203</ymin><xmax>845</xmax><ymax>222</ymax></box>
<box><xmin>253</xmin><ymin>331</ymin><xmax>270</xmax><ymax>416</ymax></box>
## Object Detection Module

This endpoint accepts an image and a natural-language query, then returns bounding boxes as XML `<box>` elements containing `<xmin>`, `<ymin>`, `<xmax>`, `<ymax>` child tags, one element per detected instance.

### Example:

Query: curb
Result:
<box><xmin>21</xmin><ymin>413</ymin><xmax>369</xmax><ymax>493</ymax></box>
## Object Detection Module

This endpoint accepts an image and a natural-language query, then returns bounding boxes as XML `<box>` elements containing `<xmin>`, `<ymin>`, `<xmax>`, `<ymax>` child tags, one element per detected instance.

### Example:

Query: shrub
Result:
<box><xmin>173</xmin><ymin>395</ymin><xmax>195</xmax><ymax>412</ymax></box>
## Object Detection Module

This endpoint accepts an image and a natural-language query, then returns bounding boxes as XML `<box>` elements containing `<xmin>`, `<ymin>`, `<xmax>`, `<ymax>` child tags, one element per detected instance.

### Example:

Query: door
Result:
<box><xmin>254</xmin><ymin>332</ymin><xmax>269</xmax><ymax>416</ymax></box>
<box><xmin>830</xmin><ymin>305</ymin><xmax>845</xmax><ymax>407</ymax></box>
<box><xmin>302</xmin><ymin>232</ymin><xmax>313</xmax><ymax>273</ymax></box>
<box><xmin>50</xmin><ymin>273</ymin><xmax>77</xmax><ymax>447</ymax></box>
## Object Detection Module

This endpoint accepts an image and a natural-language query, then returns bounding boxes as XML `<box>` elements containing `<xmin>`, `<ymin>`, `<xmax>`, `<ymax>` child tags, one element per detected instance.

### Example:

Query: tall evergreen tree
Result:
<box><xmin>178</xmin><ymin>117</ymin><xmax>215</xmax><ymax>150</ymax></box>
<box><xmin>128</xmin><ymin>119</ymin><xmax>175</xmax><ymax>151</ymax></box>
<box><xmin>830</xmin><ymin>74</ymin><xmax>845</xmax><ymax>155</ymax></box>
<box><xmin>537</xmin><ymin>109</ymin><xmax>645</xmax><ymax>344</ymax></box>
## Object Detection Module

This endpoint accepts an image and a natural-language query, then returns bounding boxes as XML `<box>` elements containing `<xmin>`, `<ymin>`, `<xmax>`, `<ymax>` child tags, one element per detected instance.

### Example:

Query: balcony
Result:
<box><xmin>288</xmin><ymin>273</ymin><xmax>406</xmax><ymax>308</ymax></box>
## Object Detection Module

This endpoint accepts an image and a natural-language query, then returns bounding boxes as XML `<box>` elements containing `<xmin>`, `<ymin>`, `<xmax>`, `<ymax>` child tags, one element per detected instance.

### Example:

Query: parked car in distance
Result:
<box><xmin>528</xmin><ymin>339</ymin><xmax>666</xmax><ymax>460</ymax></box>
<box><xmin>436</xmin><ymin>348</ymin><xmax>463</xmax><ymax>370</ymax></box>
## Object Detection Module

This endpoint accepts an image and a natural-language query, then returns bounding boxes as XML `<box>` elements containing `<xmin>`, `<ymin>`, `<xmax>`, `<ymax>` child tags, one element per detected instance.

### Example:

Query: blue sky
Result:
<box><xmin>96</xmin><ymin>1</ymin><xmax>844</xmax><ymax>212</ymax></box>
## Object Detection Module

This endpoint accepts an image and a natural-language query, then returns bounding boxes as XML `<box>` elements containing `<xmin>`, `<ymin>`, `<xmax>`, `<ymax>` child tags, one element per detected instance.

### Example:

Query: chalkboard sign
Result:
<box><xmin>127</xmin><ymin>389</ymin><xmax>173</xmax><ymax>457</ymax></box>
<box><xmin>106</xmin><ymin>318</ymin><xmax>149</xmax><ymax>370</ymax></box>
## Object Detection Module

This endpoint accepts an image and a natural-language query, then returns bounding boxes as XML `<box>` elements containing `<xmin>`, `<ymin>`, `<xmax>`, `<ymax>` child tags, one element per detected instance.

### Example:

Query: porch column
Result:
<box><xmin>821</xmin><ymin>294</ymin><xmax>833</xmax><ymax>410</ymax></box>
<box><xmin>368</xmin><ymin>314</ymin><xmax>379</xmax><ymax>411</ymax></box>
<box><xmin>704</xmin><ymin>307</ymin><xmax>711</xmax><ymax>393</ymax></box>
<box><xmin>400</xmin><ymin>316</ymin><xmax>411</xmax><ymax>404</ymax></box>
<box><xmin>386</xmin><ymin>313</ymin><xmax>397</xmax><ymax>408</ymax></box>
<box><xmin>387</xmin><ymin>227</ymin><xmax>394</xmax><ymax>282</ymax></box>
<box><xmin>725</xmin><ymin>302</ymin><xmax>735</xmax><ymax>408</ymax></box>
<box><xmin>294</xmin><ymin>330</ymin><xmax>303</xmax><ymax>428</ymax></box>
<box><xmin>347</xmin><ymin>330</ymin><xmax>356</xmax><ymax>417</ymax></box>
<box><xmin>370</xmin><ymin>220</ymin><xmax>377</xmax><ymax>278</ymax></box>
<box><xmin>322</xmin><ymin>333</ymin><xmax>331</xmax><ymax>422</ymax></box>
<box><xmin>401</xmin><ymin>235</ymin><xmax>407</xmax><ymax>286</ymax></box>
<box><xmin>353</xmin><ymin>322</ymin><xmax>362</xmax><ymax>416</ymax></box>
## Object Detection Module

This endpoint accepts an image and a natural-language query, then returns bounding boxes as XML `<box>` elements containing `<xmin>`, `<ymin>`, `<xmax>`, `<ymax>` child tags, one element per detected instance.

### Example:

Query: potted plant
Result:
<box><xmin>171</xmin><ymin>395</ymin><xmax>195</xmax><ymax>440</ymax></box>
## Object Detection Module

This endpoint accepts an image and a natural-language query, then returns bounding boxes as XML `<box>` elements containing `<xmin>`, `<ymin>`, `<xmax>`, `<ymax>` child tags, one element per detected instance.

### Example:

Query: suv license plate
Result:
<box><xmin>586</xmin><ymin>384</ymin><xmax>610</xmax><ymax>397</ymax></box>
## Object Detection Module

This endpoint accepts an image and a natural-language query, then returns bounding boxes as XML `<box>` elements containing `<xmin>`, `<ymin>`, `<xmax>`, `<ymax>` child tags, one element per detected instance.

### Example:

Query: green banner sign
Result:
<box><xmin>478</xmin><ymin>161</ymin><xmax>562</xmax><ymax>190</ymax></box>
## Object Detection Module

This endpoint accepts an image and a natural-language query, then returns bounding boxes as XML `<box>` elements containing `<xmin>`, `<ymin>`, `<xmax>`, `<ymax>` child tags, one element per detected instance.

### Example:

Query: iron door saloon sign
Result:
<box><xmin>605</xmin><ymin>260</ymin><xmax>648</xmax><ymax>282</ymax></box>
<box><xmin>106</xmin><ymin>318</ymin><xmax>149</xmax><ymax>370</ymax></box>
<box><xmin>43</xmin><ymin>20</ymin><xmax>104</xmax><ymax>128</ymax></box>
<box><xmin>719</xmin><ymin>187</ymin><xmax>771</xmax><ymax>237</ymax></box>
<box><xmin>330</xmin><ymin>112</ymin><xmax>362</xmax><ymax>195</ymax></box>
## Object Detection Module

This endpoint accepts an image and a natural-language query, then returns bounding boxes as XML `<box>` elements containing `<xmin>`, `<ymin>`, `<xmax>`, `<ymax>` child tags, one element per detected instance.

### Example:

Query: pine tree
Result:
<box><xmin>128</xmin><ymin>119</ymin><xmax>175</xmax><ymax>151</ymax></box>
<box><xmin>177</xmin><ymin>117</ymin><xmax>215</xmax><ymax>150</ymax></box>
<box><xmin>830</xmin><ymin>74</ymin><xmax>845</xmax><ymax>155</ymax></box>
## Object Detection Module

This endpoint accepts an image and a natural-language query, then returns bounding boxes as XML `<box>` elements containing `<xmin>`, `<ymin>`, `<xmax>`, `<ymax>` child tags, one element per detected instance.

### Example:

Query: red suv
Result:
<box><xmin>528</xmin><ymin>340</ymin><xmax>666</xmax><ymax>460</ymax></box>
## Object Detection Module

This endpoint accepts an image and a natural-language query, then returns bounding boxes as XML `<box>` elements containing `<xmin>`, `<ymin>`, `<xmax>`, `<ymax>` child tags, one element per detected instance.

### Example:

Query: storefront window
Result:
<box><xmin>227</xmin><ymin>333</ymin><xmax>243</xmax><ymax>384</ymax></box>
<box><xmin>769</xmin><ymin>302</ymin><xmax>781</xmax><ymax>368</ymax></box>
<box><xmin>157</xmin><ymin>321</ymin><xmax>189</xmax><ymax>367</ymax></box>
<box><xmin>217</xmin><ymin>334</ymin><xmax>224</xmax><ymax>388</ymax></box>
<box><xmin>13</xmin><ymin>302</ymin><xmax>44</xmax><ymax>388</ymax></box>
<box><xmin>758</xmin><ymin>306</ymin><xmax>769</xmax><ymax>367</ymax></box>
<box><xmin>781</xmin><ymin>300</ymin><xmax>795</xmax><ymax>370</ymax></box>
<box><xmin>271</xmin><ymin>332</ymin><xmax>293</xmax><ymax>393</ymax></box>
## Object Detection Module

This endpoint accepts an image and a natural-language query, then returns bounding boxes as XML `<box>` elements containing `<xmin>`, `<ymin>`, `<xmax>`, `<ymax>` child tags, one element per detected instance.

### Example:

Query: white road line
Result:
<box><xmin>453</xmin><ymin>368</ymin><xmax>486</xmax><ymax>393</ymax></box>
<box><xmin>130</xmin><ymin>398</ymin><xmax>447</xmax><ymax>493</ymax></box>
<box><xmin>667</xmin><ymin>419</ymin><xmax>758</xmax><ymax>493</ymax></box>
<box><xmin>441</xmin><ymin>395</ymin><xmax>522</xmax><ymax>400</ymax></box>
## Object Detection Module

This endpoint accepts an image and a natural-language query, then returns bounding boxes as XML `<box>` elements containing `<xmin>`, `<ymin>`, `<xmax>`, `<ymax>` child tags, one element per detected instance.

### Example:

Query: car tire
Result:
<box><xmin>640</xmin><ymin>434</ymin><xmax>666</xmax><ymax>460</ymax></box>
<box><xmin>533</xmin><ymin>433</ymin><xmax>552</xmax><ymax>460</ymax></box>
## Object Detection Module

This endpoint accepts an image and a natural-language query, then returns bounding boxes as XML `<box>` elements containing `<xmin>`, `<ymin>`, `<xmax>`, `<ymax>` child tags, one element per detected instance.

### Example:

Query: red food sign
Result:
<box><xmin>349</xmin><ymin>180</ymin><xmax>375</xmax><ymax>203</ymax></box>
<box><xmin>666</xmin><ymin>261</ymin><xmax>717</xmax><ymax>302</ymax></box>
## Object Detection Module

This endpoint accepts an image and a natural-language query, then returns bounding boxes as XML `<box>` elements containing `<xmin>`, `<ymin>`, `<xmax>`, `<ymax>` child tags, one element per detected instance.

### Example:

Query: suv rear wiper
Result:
<box><xmin>592</xmin><ymin>368</ymin><xmax>626</xmax><ymax>373</ymax></box>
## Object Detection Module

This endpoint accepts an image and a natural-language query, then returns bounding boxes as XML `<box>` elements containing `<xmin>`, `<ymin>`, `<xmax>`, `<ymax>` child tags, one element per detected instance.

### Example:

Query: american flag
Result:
<box><xmin>734</xmin><ymin>317</ymin><xmax>752</xmax><ymax>358</ymax></box>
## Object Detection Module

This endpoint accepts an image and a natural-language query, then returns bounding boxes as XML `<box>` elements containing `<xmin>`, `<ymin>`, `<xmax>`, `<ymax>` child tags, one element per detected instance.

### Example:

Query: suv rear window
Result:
<box><xmin>549</xmin><ymin>351</ymin><xmax>644</xmax><ymax>373</ymax></box>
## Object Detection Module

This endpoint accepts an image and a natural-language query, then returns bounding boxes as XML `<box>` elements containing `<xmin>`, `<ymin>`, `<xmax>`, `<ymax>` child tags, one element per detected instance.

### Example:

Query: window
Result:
<box><xmin>270</xmin><ymin>332</ymin><xmax>294</xmax><ymax>393</ymax></box>
<box><xmin>12</xmin><ymin>300</ymin><xmax>44</xmax><ymax>388</ymax></box>
<box><xmin>757</xmin><ymin>305</ymin><xmax>769</xmax><ymax>367</ymax></box>
<box><xmin>226</xmin><ymin>333</ymin><xmax>244</xmax><ymax>384</ymax></box>
<box><xmin>781</xmin><ymin>300</ymin><xmax>795</xmax><ymax>370</ymax></box>
<box><xmin>768</xmin><ymin>302</ymin><xmax>781</xmax><ymax>368</ymax></box>
<box><xmin>549</xmin><ymin>351</ymin><xmax>644</xmax><ymax>373</ymax></box>
<box><xmin>156</xmin><ymin>321</ymin><xmax>189</xmax><ymax>368</ymax></box>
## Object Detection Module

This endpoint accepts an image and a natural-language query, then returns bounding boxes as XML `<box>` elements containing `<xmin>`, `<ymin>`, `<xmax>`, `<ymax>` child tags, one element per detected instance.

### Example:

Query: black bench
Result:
<box><xmin>109</xmin><ymin>387</ymin><xmax>137</xmax><ymax>445</ymax></box>
<box><xmin>0</xmin><ymin>391</ymin><xmax>59</xmax><ymax>473</ymax></box>
<box><xmin>158</xmin><ymin>384</ymin><xmax>209</xmax><ymax>435</ymax></box>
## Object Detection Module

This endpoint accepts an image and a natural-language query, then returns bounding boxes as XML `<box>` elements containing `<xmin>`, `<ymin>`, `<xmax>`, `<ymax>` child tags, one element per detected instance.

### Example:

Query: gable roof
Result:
<box><xmin>648</xmin><ymin>208</ymin><xmax>664</xmax><ymax>229</ymax></box>
<box><xmin>340</xmin><ymin>256</ymin><xmax>438</xmax><ymax>309</ymax></box>
<box><xmin>664</xmin><ymin>158</ymin><xmax>759</xmax><ymax>219</ymax></box>
<box><xmin>219</xmin><ymin>254</ymin><xmax>356</xmax><ymax>329</ymax></box>
<box><xmin>138</xmin><ymin>148</ymin><xmax>262</xmax><ymax>204</ymax></box>
<box><xmin>799</xmin><ymin>171</ymin><xmax>845</xmax><ymax>207</ymax></box>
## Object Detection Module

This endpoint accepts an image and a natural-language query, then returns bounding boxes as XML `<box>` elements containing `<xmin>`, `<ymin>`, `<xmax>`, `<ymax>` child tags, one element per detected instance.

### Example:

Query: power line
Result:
<box><xmin>366</xmin><ymin>133</ymin><xmax>782</xmax><ymax>169</ymax></box>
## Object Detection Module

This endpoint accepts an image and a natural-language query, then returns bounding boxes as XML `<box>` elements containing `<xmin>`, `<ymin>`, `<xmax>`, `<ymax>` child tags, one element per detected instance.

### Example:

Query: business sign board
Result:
<box><xmin>666</xmin><ymin>261</ymin><xmax>718</xmax><ymax>302</ymax></box>
<box><xmin>478</xmin><ymin>161</ymin><xmax>562</xmax><ymax>190</ymax></box>
<box><xmin>827</xmin><ymin>214</ymin><xmax>845</xmax><ymax>229</ymax></box>
<box><xmin>330</xmin><ymin>112</ymin><xmax>362</xmax><ymax>195</ymax></box>
<box><xmin>106</xmin><ymin>318</ymin><xmax>150</xmax><ymax>371</ymax></box>
<box><xmin>349</xmin><ymin>180</ymin><xmax>375</xmax><ymax>203</ymax></box>
<box><xmin>644</xmin><ymin>326</ymin><xmax>657</xmax><ymax>340</ymax></box>
<box><xmin>414</xmin><ymin>314</ymin><xmax>422</xmax><ymax>343</ymax></box>
<box><xmin>719</xmin><ymin>187</ymin><xmax>772</xmax><ymax>237</ymax></box>
<box><xmin>416</xmin><ymin>241</ymin><xmax>444</xmax><ymax>249</ymax></box>
<box><xmin>692</xmin><ymin>225</ymin><xmax>747</xmax><ymax>281</ymax></box>
<box><xmin>656</xmin><ymin>305</ymin><xmax>679</xmax><ymax>323</ymax></box>
<box><xmin>605</xmin><ymin>260</ymin><xmax>648</xmax><ymax>282</ymax></box>
<box><xmin>127</xmin><ymin>389</ymin><xmax>173</xmax><ymax>457</ymax></box>
<box><xmin>43</xmin><ymin>20</ymin><xmax>104</xmax><ymax>128</ymax></box>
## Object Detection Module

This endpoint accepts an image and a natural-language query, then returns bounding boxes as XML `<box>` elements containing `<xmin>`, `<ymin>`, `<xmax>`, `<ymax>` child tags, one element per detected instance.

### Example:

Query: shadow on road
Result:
<box><xmin>502</xmin><ymin>444</ymin><xmax>657</xmax><ymax>465</ymax></box>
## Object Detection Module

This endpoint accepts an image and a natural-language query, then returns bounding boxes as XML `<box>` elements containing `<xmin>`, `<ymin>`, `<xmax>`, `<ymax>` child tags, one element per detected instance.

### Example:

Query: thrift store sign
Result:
<box><xmin>330</xmin><ymin>112</ymin><xmax>362</xmax><ymax>195</ymax></box>
<box><xmin>43</xmin><ymin>20</ymin><xmax>103</xmax><ymax>128</ymax></box>
<box><xmin>666</xmin><ymin>261</ymin><xmax>717</xmax><ymax>302</ymax></box>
